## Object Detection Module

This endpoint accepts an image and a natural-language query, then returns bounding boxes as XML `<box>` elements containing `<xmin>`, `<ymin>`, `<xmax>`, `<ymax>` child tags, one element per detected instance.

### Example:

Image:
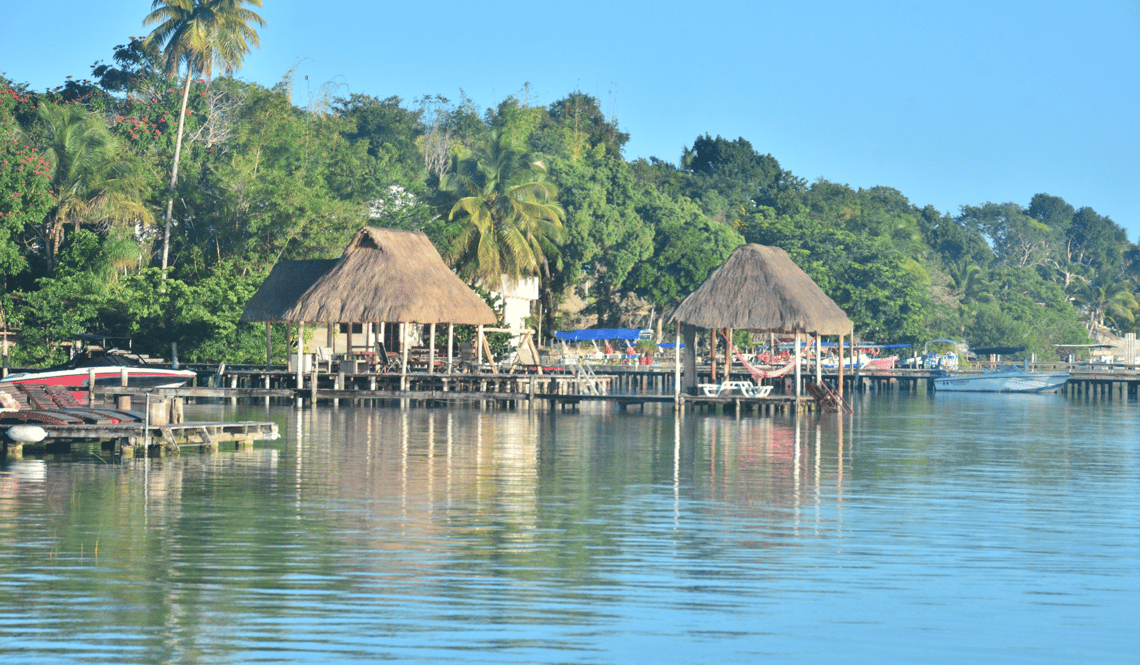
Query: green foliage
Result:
<box><xmin>335</xmin><ymin>93</ymin><xmax>425</xmax><ymax>177</ymax></box>
<box><xmin>176</xmin><ymin>81</ymin><xmax>365</xmax><ymax>276</ymax></box>
<box><xmin>533</xmin><ymin>91</ymin><xmax>628</xmax><ymax>159</ymax></box>
<box><xmin>741</xmin><ymin>212</ymin><xmax>931</xmax><ymax>342</ymax></box>
<box><xmin>488</xmin><ymin>92</ymin><xmax>545</xmax><ymax>152</ymax></box>
<box><xmin>627</xmin><ymin>193</ymin><xmax>744</xmax><ymax>310</ymax></box>
<box><xmin>438</xmin><ymin>131</ymin><xmax>564</xmax><ymax>285</ymax></box>
<box><xmin>35</xmin><ymin>102</ymin><xmax>153</xmax><ymax>269</ymax></box>
<box><xmin>547</xmin><ymin>154</ymin><xmax>654</xmax><ymax>325</ymax></box>
<box><xmin>0</xmin><ymin>86</ymin><xmax>54</xmax><ymax>277</ymax></box>
<box><xmin>958</xmin><ymin>202</ymin><xmax>1056</xmax><ymax>268</ymax></box>
<box><xmin>2</xmin><ymin>27</ymin><xmax>1133</xmax><ymax>364</ymax></box>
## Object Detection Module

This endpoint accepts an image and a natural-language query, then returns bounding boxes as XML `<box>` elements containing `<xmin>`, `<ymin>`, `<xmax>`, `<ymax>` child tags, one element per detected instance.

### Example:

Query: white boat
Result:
<box><xmin>933</xmin><ymin>365</ymin><xmax>1070</xmax><ymax>393</ymax></box>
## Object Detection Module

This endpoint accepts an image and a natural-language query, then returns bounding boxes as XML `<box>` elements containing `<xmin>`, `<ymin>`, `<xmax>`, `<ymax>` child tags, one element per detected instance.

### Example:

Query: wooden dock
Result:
<box><xmin>92</xmin><ymin>369</ymin><xmax>822</xmax><ymax>416</ymax></box>
<box><xmin>0</xmin><ymin>382</ymin><xmax>279</xmax><ymax>459</ymax></box>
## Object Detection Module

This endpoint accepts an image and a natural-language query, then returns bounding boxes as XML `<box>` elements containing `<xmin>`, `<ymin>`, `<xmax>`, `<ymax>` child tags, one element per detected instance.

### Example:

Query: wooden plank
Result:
<box><xmin>159</xmin><ymin>427</ymin><xmax>179</xmax><ymax>451</ymax></box>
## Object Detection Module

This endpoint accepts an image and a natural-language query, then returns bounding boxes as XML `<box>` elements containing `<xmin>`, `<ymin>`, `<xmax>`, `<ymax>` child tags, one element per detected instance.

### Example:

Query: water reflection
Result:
<box><xmin>1</xmin><ymin>396</ymin><xmax>1137</xmax><ymax>663</ymax></box>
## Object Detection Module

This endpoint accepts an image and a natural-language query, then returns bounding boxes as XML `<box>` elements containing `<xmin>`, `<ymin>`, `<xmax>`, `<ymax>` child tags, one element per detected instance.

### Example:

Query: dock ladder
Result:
<box><xmin>570</xmin><ymin>360</ymin><xmax>607</xmax><ymax>395</ymax></box>
<box><xmin>807</xmin><ymin>382</ymin><xmax>853</xmax><ymax>413</ymax></box>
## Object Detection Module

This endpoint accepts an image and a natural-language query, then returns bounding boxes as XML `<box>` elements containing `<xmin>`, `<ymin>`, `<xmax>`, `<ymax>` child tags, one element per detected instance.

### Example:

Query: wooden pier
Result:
<box><xmin>7</xmin><ymin>359</ymin><xmax>1135</xmax><ymax>460</ymax></box>
<box><xmin>98</xmin><ymin>365</ymin><xmax>823</xmax><ymax>416</ymax></box>
<box><xmin>177</xmin><ymin>359</ymin><xmax>1140</xmax><ymax>408</ymax></box>
<box><xmin>0</xmin><ymin>382</ymin><xmax>279</xmax><ymax>459</ymax></box>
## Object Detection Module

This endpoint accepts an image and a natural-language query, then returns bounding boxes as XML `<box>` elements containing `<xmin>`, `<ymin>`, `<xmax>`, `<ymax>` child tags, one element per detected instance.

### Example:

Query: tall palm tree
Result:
<box><xmin>37</xmin><ymin>103</ymin><xmax>152</xmax><ymax>271</ymax></box>
<box><xmin>144</xmin><ymin>0</ymin><xmax>265</xmax><ymax>273</ymax></box>
<box><xmin>440</xmin><ymin>132</ymin><xmax>564</xmax><ymax>287</ymax></box>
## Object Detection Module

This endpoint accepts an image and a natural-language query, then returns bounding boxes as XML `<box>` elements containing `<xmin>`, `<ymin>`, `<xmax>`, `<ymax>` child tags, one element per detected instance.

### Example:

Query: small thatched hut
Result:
<box><xmin>240</xmin><ymin>227</ymin><xmax>497</xmax><ymax>382</ymax></box>
<box><xmin>668</xmin><ymin>243</ymin><xmax>854</xmax><ymax>398</ymax></box>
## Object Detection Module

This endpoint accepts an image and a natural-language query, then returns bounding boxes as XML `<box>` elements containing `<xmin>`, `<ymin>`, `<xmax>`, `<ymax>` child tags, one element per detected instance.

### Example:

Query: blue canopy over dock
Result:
<box><xmin>554</xmin><ymin>329</ymin><xmax>652</xmax><ymax>342</ymax></box>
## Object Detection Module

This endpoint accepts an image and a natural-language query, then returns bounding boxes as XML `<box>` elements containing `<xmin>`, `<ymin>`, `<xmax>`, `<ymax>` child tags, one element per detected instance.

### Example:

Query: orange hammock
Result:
<box><xmin>719</xmin><ymin>331</ymin><xmax>813</xmax><ymax>381</ymax></box>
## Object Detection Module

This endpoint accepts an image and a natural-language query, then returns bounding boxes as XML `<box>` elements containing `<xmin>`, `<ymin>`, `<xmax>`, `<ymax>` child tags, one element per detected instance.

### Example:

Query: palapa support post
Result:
<box><xmin>400</xmin><ymin>323</ymin><xmax>409</xmax><ymax>392</ymax></box>
<box><xmin>682</xmin><ymin>324</ymin><xmax>698</xmax><ymax>395</ymax></box>
<box><xmin>296</xmin><ymin>322</ymin><xmax>305</xmax><ymax>391</ymax></box>
<box><xmin>477</xmin><ymin>325</ymin><xmax>484</xmax><ymax>372</ymax></box>
<box><xmin>265</xmin><ymin>322</ymin><xmax>272</xmax><ymax>371</ymax></box>
<box><xmin>447</xmin><ymin>324</ymin><xmax>455</xmax><ymax>375</ymax></box>
<box><xmin>838</xmin><ymin>331</ymin><xmax>845</xmax><ymax>399</ymax></box>
<box><xmin>673</xmin><ymin>322</ymin><xmax>682</xmax><ymax>405</ymax></box>
<box><xmin>710</xmin><ymin>328</ymin><xmax>718</xmax><ymax>383</ymax></box>
<box><xmin>88</xmin><ymin>368</ymin><xmax>97</xmax><ymax>407</ymax></box>
<box><xmin>794</xmin><ymin>332</ymin><xmax>802</xmax><ymax>400</ymax></box>
<box><xmin>816</xmin><ymin>336</ymin><xmax>822</xmax><ymax>385</ymax></box>
<box><xmin>725</xmin><ymin>327</ymin><xmax>732</xmax><ymax>382</ymax></box>
<box><xmin>429</xmin><ymin>323</ymin><xmax>436</xmax><ymax>375</ymax></box>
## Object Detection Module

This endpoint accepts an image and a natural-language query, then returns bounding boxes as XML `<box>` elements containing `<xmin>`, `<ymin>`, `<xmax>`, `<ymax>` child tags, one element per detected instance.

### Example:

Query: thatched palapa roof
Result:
<box><xmin>239</xmin><ymin>259</ymin><xmax>339</xmax><ymax>323</ymax></box>
<box><xmin>670</xmin><ymin>244</ymin><xmax>852</xmax><ymax>335</ymax></box>
<box><xmin>241</xmin><ymin>227</ymin><xmax>497</xmax><ymax>325</ymax></box>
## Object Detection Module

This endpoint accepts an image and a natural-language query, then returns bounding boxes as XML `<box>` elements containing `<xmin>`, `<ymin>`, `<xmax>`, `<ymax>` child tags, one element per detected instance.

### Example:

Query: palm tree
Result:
<box><xmin>37</xmin><ymin>103</ymin><xmax>152</xmax><ymax>270</ymax></box>
<box><xmin>947</xmin><ymin>259</ymin><xmax>994</xmax><ymax>305</ymax></box>
<box><xmin>440</xmin><ymin>132</ymin><xmax>564</xmax><ymax>287</ymax></box>
<box><xmin>144</xmin><ymin>0</ymin><xmax>265</xmax><ymax>273</ymax></box>
<box><xmin>1072</xmin><ymin>272</ymin><xmax>1138</xmax><ymax>334</ymax></box>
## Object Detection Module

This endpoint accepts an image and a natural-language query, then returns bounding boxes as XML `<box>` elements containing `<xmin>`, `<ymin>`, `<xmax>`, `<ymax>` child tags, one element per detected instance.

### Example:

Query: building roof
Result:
<box><xmin>239</xmin><ymin>259</ymin><xmax>339</xmax><ymax>323</ymax></box>
<box><xmin>240</xmin><ymin>227</ymin><xmax>498</xmax><ymax>325</ymax></box>
<box><xmin>669</xmin><ymin>243</ymin><xmax>852</xmax><ymax>335</ymax></box>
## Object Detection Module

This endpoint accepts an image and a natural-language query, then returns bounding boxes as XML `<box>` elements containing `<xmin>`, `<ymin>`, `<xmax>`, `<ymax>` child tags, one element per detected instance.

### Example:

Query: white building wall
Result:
<box><xmin>496</xmin><ymin>277</ymin><xmax>539</xmax><ymax>343</ymax></box>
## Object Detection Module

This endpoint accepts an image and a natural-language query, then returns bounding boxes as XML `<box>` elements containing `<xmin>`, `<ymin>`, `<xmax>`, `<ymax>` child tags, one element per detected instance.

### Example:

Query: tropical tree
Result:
<box><xmin>35</xmin><ymin>102</ymin><xmax>152</xmax><ymax>271</ymax></box>
<box><xmin>946</xmin><ymin>259</ymin><xmax>994</xmax><ymax>305</ymax></box>
<box><xmin>439</xmin><ymin>131</ymin><xmax>565</xmax><ymax>288</ymax></box>
<box><xmin>547</xmin><ymin>154</ymin><xmax>654</xmax><ymax>326</ymax></box>
<box><xmin>0</xmin><ymin>84</ymin><xmax>54</xmax><ymax>279</ymax></box>
<box><xmin>143</xmin><ymin>0</ymin><xmax>266</xmax><ymax>273</ymax></box>
<box><xmin>1072</xmin><ymin>271</ymin><xmax>1138</xmax><ymax>334</ymax></box>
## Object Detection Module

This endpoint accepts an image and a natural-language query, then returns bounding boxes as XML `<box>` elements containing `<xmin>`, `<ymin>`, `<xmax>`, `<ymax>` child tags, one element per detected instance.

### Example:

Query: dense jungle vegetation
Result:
<box><xmin>2</xmin><ymin>28</ymin><xmax>1137</xmax><ymax>366</ymax></box>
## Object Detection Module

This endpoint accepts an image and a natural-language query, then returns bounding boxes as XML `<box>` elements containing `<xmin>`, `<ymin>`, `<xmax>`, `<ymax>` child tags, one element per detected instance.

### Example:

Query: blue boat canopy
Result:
<box><xmin>554</xmin><ymin>328</ymin><xmax>652</xmax><ymax>341</ymax></box>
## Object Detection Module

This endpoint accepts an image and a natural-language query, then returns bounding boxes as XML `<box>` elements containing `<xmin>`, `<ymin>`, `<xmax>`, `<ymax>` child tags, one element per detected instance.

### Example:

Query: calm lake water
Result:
<box><xmin>1</xmin><ymin>392</ymin><xmax>1137</xmax><ymax>664</ymax></box>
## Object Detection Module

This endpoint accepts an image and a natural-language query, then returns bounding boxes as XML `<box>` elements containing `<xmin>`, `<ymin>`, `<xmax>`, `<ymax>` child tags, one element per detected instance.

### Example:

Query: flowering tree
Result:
<box><xmin>0</xmin><ymin>85</ymin><xmax>54</xmax><ymax>278</ymax></box>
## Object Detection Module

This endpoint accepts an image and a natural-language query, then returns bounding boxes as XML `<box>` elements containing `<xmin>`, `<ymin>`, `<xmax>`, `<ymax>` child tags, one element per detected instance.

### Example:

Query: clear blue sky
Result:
<box><xmin>3</xmin><ymin>1</ymin><xmax>1138</xmax><ymax>240</ymax></box>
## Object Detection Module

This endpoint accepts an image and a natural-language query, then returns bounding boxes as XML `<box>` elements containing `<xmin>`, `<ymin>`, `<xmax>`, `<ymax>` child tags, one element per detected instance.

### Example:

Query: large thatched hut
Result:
<box><xmin>280</xmin><ymin>227</ymin><xmax>497</xmax><ymax>326</ymax></box>
<box><xmin>668</xmin><ymin>243</ymin><xmax>854</xmax><ymax>398</ymax></box>
<box><xmin>241</xmin><ymin>227</ymin><xmax>497</xmax><ymax>382</ymax></box>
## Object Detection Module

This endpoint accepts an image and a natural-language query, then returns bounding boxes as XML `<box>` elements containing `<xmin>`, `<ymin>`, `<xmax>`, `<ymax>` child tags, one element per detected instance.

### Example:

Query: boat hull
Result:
<box><xmin>1</xmin><ymin>367</ymin><xmax>198</xmax><ymax>400</ymax></box>
<box><xmin>934</xmin><ymin>371</ymin><xmax>1070</xmax><ymax>393</ymax></box>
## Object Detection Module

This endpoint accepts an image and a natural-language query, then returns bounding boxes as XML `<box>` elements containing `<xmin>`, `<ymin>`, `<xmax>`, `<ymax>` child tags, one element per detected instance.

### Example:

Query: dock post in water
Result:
<box><xmin>117</xmin><ymin>368</ymin><xmax>130</xmax><ymax>410</ymax></box>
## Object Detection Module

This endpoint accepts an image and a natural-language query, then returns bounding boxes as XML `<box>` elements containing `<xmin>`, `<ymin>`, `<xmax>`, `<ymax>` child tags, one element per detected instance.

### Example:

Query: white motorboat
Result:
<box><xmin>933</xmin><ymin>365</ymin><xmax>1070</xmax><ymax>393</ymax></box>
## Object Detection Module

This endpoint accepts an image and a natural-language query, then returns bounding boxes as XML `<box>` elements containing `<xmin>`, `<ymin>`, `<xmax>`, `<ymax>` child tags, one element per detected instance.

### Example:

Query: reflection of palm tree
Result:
<box><xmin>947</xmin><ymin>259</ymin><xmax>994</xmax><ymax>305</ymax></box>
<box><xmin>1072</xmin><ymin>272</ymin><xmax>1138</xmax><ymax>333</ymax></box>
<box><xmin>37</xmin><ymin>104</ymin><xmax>151</xmax><ymax>270</ymax></box>
<box><xmin>144</xmin><ymin>0</ymin><xmax>266</xmax><ymax>272</ymax></box>
<box><xmin>441</xmin><ymin>132</ymin><xmax>564</xmax><ymax>286</ymax></box>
